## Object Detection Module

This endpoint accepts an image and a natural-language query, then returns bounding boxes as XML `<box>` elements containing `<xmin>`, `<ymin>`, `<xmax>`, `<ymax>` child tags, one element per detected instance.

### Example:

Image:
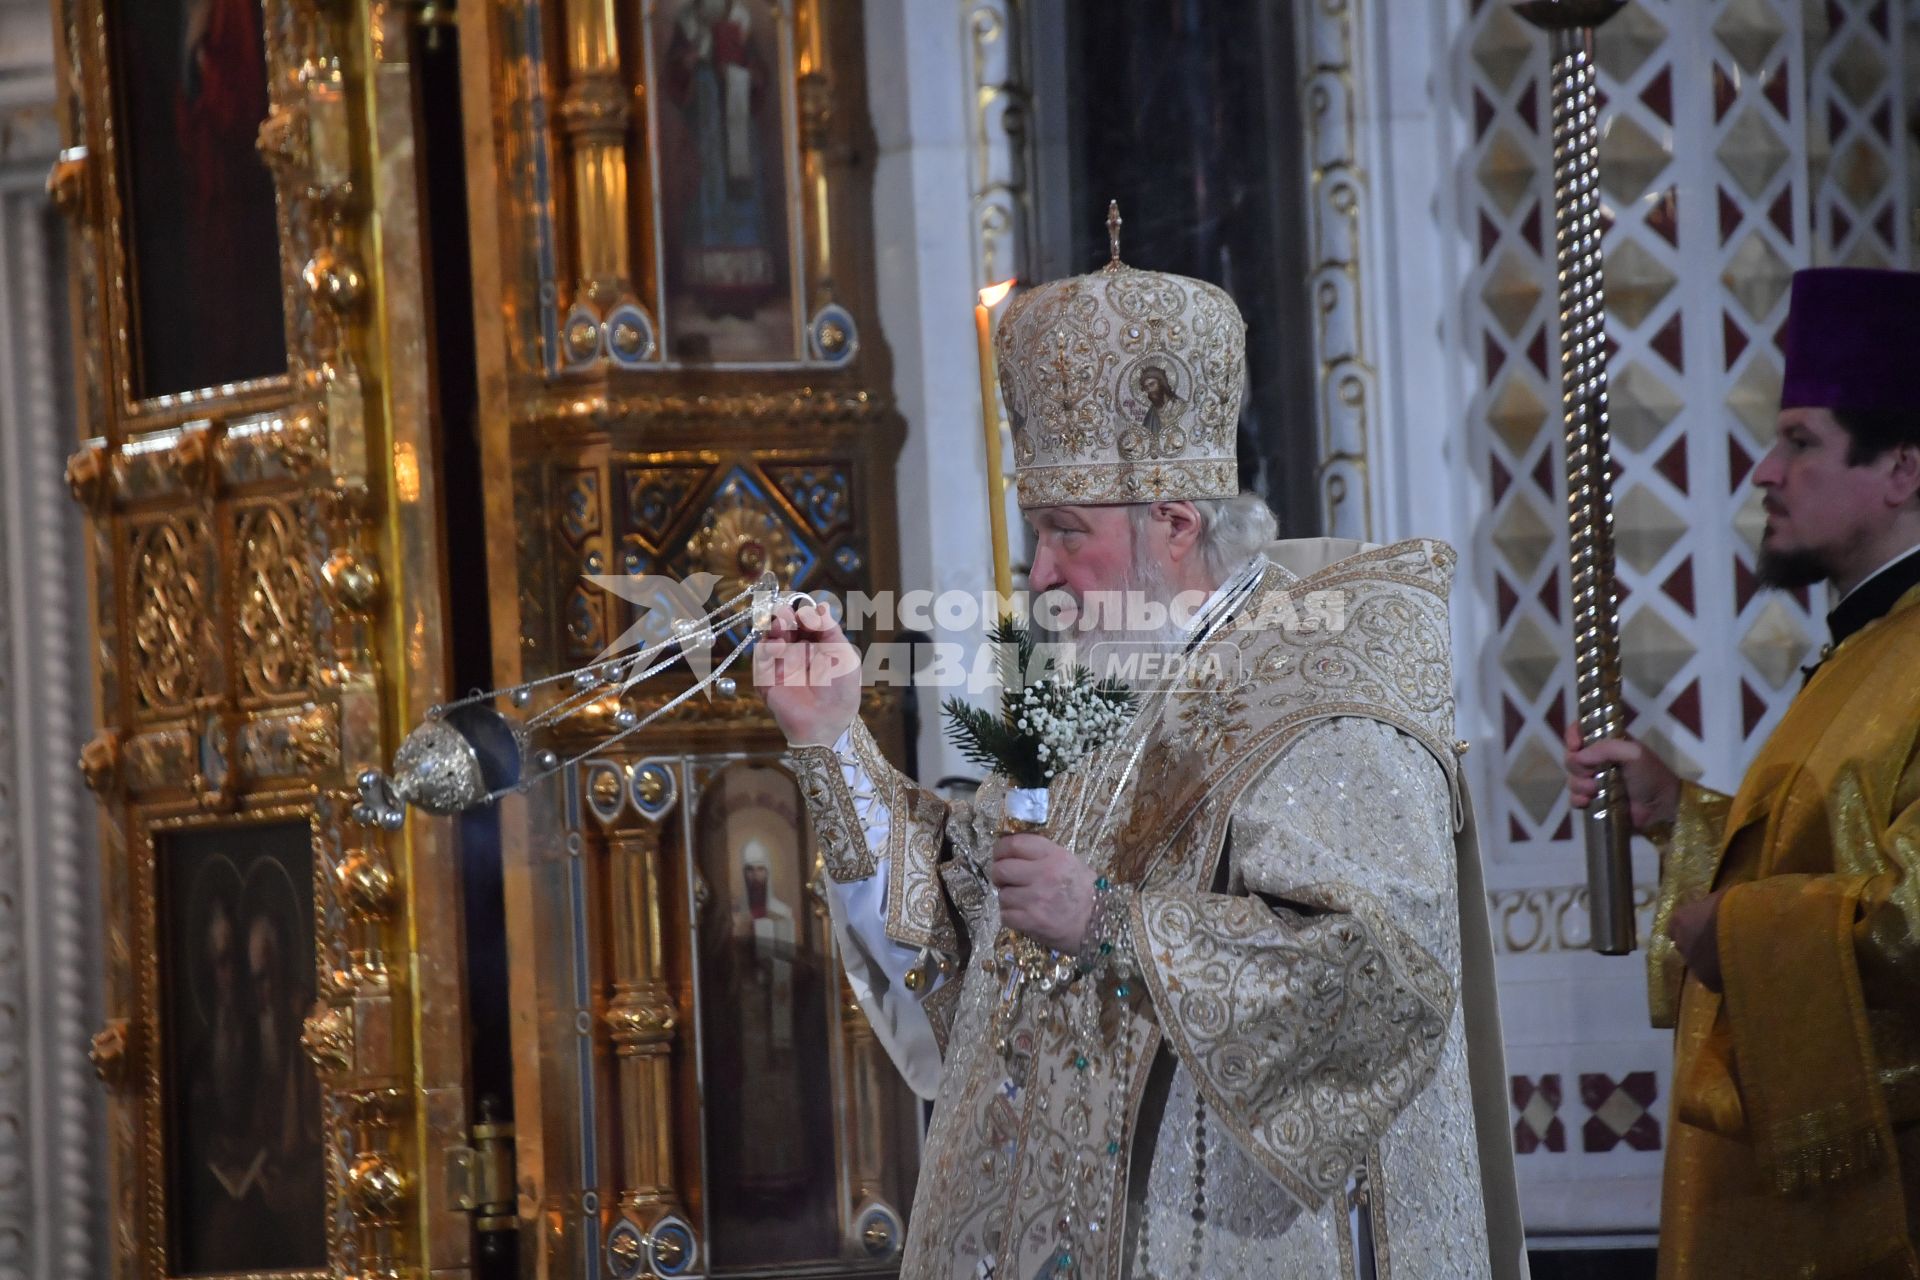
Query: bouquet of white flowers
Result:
<box><xmin>942</xmin><ymin>617</ymin><xmax>1137</xmax><ymax>791</ymax></box>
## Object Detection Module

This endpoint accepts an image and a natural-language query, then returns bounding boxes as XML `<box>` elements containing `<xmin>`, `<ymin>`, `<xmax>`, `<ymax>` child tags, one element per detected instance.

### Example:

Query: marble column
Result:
<box><xmin>0</xmin><ymin>3</ymin><xmax>105</xmax><ymax>1277</ymax></box>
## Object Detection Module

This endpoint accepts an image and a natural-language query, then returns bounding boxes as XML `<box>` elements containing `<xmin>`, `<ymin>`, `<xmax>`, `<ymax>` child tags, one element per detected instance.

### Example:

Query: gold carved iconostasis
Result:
<box><xmin>49</xmin><ymin>0</ymin><xmax>922</xmax><ymax>1277</ymax></box>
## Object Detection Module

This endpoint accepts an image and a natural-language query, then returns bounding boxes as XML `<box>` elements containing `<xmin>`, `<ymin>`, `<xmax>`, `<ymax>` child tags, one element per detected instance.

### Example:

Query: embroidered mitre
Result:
<box><xmin>994</xmin><ymin>222</ymin><xmax>1246</xmax><ymax>508</ymax></box>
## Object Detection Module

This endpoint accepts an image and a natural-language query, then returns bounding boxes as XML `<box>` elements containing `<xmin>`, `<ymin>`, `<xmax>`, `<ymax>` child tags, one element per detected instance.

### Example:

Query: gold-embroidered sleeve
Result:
<box><xmin>790</xmin><ymin>715</ymin><xmax>963</xmax><ymax>1094</ymax></box>
<box><xmin>1129</xmin><ymin>716</ymin><xmax>1459</xmax><ymax>1211</ymax></box>
<box><xmin>1841</xmin><ymin>751</ymin><xmax>1920</xmax><ymax>1007</ymax></box>
<box><xmin>1647</xmin><ymin>781</ymin><xmax>1735</xmax><ymax>1028</ymax></box>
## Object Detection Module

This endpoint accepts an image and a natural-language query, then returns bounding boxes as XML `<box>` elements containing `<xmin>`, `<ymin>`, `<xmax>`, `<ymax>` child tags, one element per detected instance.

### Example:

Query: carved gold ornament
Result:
<box><xmin>255</xmin><ymin>103</ymin><xmax>309</xmax><ymax>178</ymax></box>
<box><xmin>302</xmin><ymin>1003</ymin><xmax>354</xmax><ymax>1076</ymax></box>
<box><xmin>45</xmin><ymin>146</ymin><xmax>89</xmax><ymax>221</ymax></box>
<box><xmin>589</xmin><ymin>763</ymin><xmax>625</xmax><ymax>813</ymax></box>
<box><xmin>685</xmin><ymin>486</ymin><xmax>806</xmax><ymax>602</ymax></box>
<box><xmin>320</xmin><ymin>546</ymin><xmax>381</xmax><ymax>612</ymax></box>
<box><xmin>64</xmin><ymin>442</ymin><xmax>110</xmax><ymax>510</ymax></box>
<box><xmin>77</xmin><ymin>730</ymin><xmax>120</xmax><ymax>793</ymax></box>
<box><xmin>333</xmin><ymin>849</ymin><xmax>396</xmax><ymax>918</ymax></box>
<box><xmin>303</xmin><ymin>248</ymin><xmax>366</xmax><ymax>315</ymax></box>
<box><xmin>607</xmin><ymin>1232</ymin><xmax>643</xmax><ymax>1269</ymax></box>
<box><xmin>236</xmin><ymin>503</ymin><xmax>315</xmax><ymax>700</ymax></box>
<box><xmin>605</xmin><ymin>995</ymin><xmax>678</xmax><ymax>1051</ymax></box>
<box><xmin>346</xmin><ymin>1152</ymin><xmax>409</xmax><ymax>1225</ymax></box>
<box><xmin>129</xmin><ymin>517</ymin><xmax>219</xmax><ymax>714</ymax></box>
<box><xmin>88</xmin><ymin>1018</ymin><xmax>129</xmax><ymax>1085</ymax></box>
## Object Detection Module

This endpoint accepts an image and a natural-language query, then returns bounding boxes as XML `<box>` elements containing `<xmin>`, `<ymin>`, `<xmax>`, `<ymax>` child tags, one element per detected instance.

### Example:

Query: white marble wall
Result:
<box><xmin>863</xmin><ymin>0</ymin><xmax>1014</xmax><ymax>783</ymax></box>
<box><xmin>0</xmin><ymin>0</ymin><xmax>106</xmax><ymax>1275</ymax></box>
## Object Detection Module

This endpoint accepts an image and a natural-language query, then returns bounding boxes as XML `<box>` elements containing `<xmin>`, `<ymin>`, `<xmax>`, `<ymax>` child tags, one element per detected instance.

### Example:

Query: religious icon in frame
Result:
<box><xmin>157</xmin><ymin>817</ymin><xmax>326</xmax><ymax>1276</ymax></box>
<box><xmin>692</xmin><ymin>760</ymin><xmax>841</xmax><ymax>1267</ymax></box>
<box><xmin>107</xmin><ymin>0</ymin><xmax>288</xmax><ymax>400</ymax></box>
<box><xmin>646</xmin><ymin>0</ymin><xmax>804</xmax><ymax>364</ymax></box>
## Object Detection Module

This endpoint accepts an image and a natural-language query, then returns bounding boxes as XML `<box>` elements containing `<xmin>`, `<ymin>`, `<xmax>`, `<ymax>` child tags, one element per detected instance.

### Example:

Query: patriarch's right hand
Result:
<box><xmin>754</xmin><ymin>601</ymin><xmax>862</xmax><ymax>747</ymax></box>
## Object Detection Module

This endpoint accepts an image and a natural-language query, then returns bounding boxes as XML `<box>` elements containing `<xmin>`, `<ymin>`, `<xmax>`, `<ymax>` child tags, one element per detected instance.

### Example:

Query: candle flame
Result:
<box><xmin>978</xmin><ymin>278</ymin><xmax>1016</xmax><ymax>308</ymax></box>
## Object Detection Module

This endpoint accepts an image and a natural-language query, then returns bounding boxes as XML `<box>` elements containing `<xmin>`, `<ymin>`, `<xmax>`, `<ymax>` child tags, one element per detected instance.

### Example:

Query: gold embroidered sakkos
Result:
<box><xmin>794</xmin><ymin>539</ymin><xmax>1522</xmax><ymax>1278</ymax></box>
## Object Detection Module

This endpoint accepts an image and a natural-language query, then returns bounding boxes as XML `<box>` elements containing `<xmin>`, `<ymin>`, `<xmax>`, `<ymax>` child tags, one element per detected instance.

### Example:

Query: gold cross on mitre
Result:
<box><xmin>1104</xmin><ymin>199</ymin><xmax>1124</xmax><ymax>273</ymax></box>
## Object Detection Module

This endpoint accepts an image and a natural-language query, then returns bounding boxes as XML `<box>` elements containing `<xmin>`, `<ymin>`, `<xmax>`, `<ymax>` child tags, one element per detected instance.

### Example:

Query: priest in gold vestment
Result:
<box><xmin>1567</xmin><ymin>268</ymin><xmax>1920</xmax><ymax>1279</ymax></box>
<box><xmin>758</xmin><ymin>249</ymin><xmax>1526</xmax><ymax>1278</ymax></box>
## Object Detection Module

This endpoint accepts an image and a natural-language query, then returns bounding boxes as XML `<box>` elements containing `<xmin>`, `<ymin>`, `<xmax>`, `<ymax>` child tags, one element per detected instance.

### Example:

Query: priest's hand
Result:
<box><xmin>990</xmin><ymin>833</ymin><xmax>1095</xmax><ymax>953</ymax></box>
<box><xmin>755</xmin><ymin>601</ymin><xmax>862</xmax><ymax>747</ymax></box>
<box><xmin>1562</xmin><ymin>723</ymin><xmax>1683</xmax><ymax>835</ymax></box>
<box><xmin>1667</xmin><ymin>890</ymin><xmax>1726</xmax><ymax>992</ymax></box>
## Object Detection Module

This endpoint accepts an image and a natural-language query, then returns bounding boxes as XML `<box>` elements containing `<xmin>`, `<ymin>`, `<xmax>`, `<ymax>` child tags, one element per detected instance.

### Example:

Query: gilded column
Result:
<box><xmin>796</xmin><ymin>0</ymin><xmax>834</xmax><ymax>298</ymax></box>
<box><xmin>603</xmin><ymin>768</ymin><xmax>696</xmax><ymax>1274</ymax></box>
<box><xmin>558</xmin><ymin>0</ymin><xmax>636</xmax><ymax>363</ymax></box>
<box><xmin>837</xmin><ymin>978</ymin><xmax>902</xmax><ymax>1258</ymax></box>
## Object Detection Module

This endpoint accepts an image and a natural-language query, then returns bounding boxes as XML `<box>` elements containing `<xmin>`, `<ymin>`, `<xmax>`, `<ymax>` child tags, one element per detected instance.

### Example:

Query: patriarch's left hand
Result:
<box><xmin>990</xmin><ymin>832</ymin><xmax>1095</xmax><ymax>954</ymax></box>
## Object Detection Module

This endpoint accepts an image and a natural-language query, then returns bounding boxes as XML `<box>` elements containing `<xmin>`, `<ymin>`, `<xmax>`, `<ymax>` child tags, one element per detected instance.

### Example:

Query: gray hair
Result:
<box><xmin>1128</xmin><ymin>491</ymin><xmax>1278</xmax><ymax>584</ymax></box>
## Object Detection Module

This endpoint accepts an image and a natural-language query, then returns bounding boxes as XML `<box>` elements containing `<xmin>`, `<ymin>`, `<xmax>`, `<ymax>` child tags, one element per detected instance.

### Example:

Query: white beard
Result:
<box><xmin>1053</xmin><ymin>544</ymin><xmax>1191</xmax><ymax>685</ymax></box>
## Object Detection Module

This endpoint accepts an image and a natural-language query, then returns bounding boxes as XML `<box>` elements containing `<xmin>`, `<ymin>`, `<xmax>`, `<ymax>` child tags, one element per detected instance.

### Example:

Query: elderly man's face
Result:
<box><xmin>1027</xmin><ymin>504</ymin><xmax>1137</xmax><ymax>601</ymax></box>
<box><xmin>1024</xmin><ymin>504</ymin><xmax>1197</xmax><ymax>662</ymax></box>
<box><xmin>1036</xmin><ymin>502</ymin><xmax>1136</xmax><ymax>598</ymax></box>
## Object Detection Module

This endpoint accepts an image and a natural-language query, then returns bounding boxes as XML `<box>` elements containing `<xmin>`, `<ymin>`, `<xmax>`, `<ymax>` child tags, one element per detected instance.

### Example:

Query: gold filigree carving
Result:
<box><xmin>528</xmin><ymin>387</ymin><xmax>883</xmax><ymax>430</ymax></box>
<box><xmin>608</xmin><ymin>1232</ymin><xmax>643</xmax><ymax>1269</ymax></box>
<box><xmin>798</xmin><ymin>70</ymin><xmax>833</xmax><ymax>149</ymax></box>
<box><xmin>170</xmin><ymin>424</ymin><xmax>215</xmax><ymax>497</ymax></box>
<box><xmin>236</xmin><ymin>503</ymin><xmax>315</xmax><ymax>701</ymax></box>
<box><xmin>215</xmin><ymin>411</ymin><xmax>323</xmax><ymax>486</ymax></box>
<box><xmin>129</xmin><ymin>516</ymin><xmax>219</xmax><ymax>715</ymax></box>
<box><xmin>557</xmin><ymin>75</ymin><xmax>630</xmax><ymax>141</ymax></box>
<box><xmin>285</xmin><ymin>702</ymin><xmax>338</xmax><ymax>772</ymax></box>
<box><xmin>59</xmin><ymin>0</ymin><xmax>430</xmax><ymax>1254</ymax></box>
<box><xmin>633</xmin><ymin>767</ymin><xmax>668</xmax><ymax>808</ymax></box>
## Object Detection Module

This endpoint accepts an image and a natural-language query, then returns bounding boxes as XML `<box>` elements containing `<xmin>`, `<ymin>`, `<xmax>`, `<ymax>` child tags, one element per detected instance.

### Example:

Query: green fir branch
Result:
<box><xmin>941</xmin><ymin>615</ymin><xmax>1136</xmax><ymax>790</ymax></box>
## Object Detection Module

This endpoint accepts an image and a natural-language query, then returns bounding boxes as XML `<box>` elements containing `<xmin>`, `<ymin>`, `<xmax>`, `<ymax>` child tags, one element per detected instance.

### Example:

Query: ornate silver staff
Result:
<box><xmin>355</xmin><ymin>572</ymin><xmax>811</xmax><ymax>824</ymax></box>
<box><xmin>1516</xmin><ymin>0</ymin><xmax>1635</xmax><ymax>955</ymax></box>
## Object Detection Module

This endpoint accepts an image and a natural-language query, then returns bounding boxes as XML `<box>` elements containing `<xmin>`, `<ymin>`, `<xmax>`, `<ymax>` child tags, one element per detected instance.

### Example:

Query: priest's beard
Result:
<box><xmin>1060</xmin><ymin>538</ymin><xmax>1188</xmax><ymax>685</ymax></box>
<box><xmin>1757</xmin><ymin>545</ymin><xmax>1832</xmax><ymax>590</ymax></box>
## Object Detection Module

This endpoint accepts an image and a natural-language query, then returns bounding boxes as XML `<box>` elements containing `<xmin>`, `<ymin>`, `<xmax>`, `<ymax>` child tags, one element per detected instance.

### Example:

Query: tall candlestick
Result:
<box><xmin>976</xmin><ymin>279</ymin><xmax>1017</xmax><ymax>605</ymax></box>
<box><xmin>1517</xmin><ymin>0</ymin><xmax>1636</xmax><ymax>955</ymax></box>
